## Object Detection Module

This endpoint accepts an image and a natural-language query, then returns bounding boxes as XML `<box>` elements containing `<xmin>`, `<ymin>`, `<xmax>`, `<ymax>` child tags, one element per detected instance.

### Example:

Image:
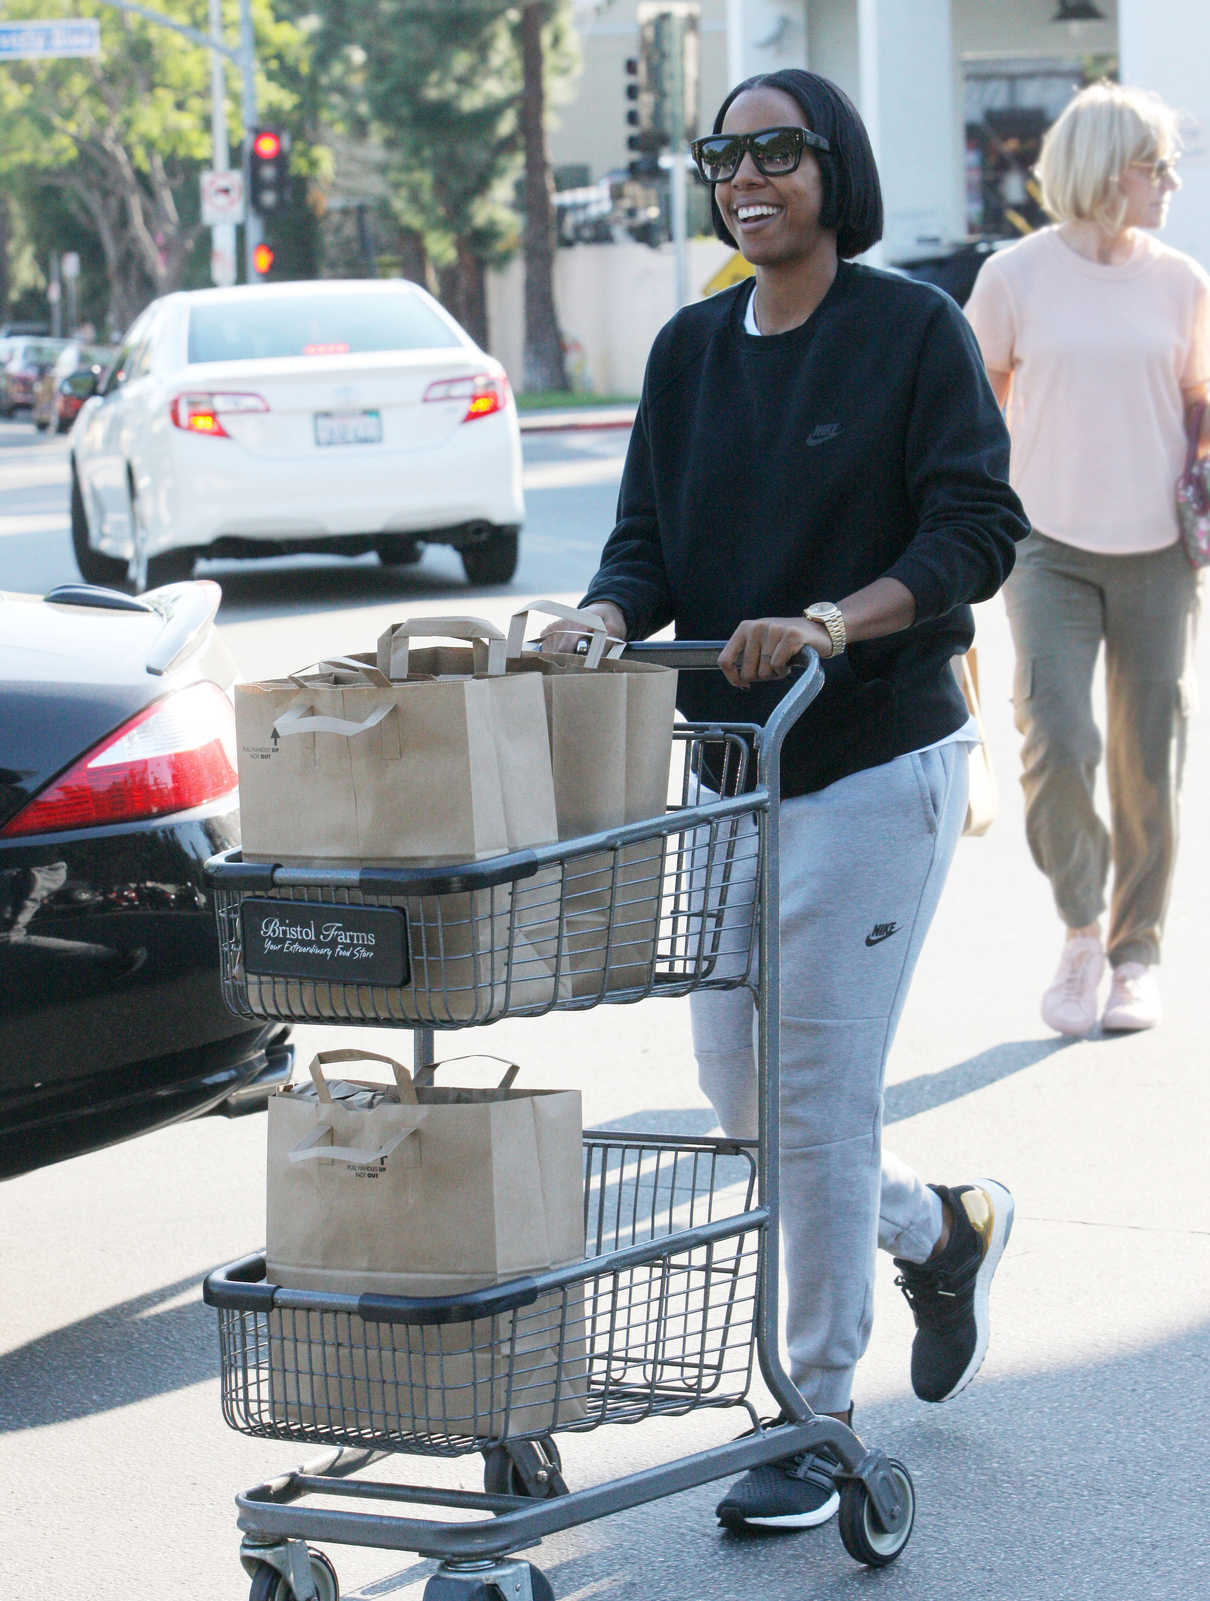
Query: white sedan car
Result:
<box><xmin>69</xmin><ymin>279</ymin><xmax>525</xmax><ymax>591</ymax></box>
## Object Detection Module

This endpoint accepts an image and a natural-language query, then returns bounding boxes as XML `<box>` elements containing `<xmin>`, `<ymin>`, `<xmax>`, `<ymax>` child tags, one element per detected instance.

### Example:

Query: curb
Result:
<box><xmin>519</xmin><ymin>410</ymin><xmax>636</xmax><ymax>434</ymax></box>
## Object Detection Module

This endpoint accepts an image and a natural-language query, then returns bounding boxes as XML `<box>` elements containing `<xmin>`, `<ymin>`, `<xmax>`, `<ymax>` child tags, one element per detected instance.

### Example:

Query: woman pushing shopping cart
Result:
<box><xmin>202</xmin><ymin>65</ymin><xmax>1026</xmax><ymax>1601</ymax></box>
<box><xmin>548</xmin><ymin>65</ymin><xmax>1027</xmax><ymax>1533</ymax></box>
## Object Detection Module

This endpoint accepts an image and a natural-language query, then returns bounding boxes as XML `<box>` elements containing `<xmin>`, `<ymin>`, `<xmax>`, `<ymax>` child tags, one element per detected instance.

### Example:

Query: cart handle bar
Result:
<box><xmin>622</xmin><ymin>641</ymin><xmax>826</xmax><ymax>787</ymax></box>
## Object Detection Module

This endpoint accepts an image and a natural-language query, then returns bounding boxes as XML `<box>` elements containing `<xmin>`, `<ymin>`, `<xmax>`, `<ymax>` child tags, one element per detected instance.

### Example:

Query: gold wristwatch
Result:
<box><xmin>804</xmin><ymin>602</ymin><xmax>847</xmax><ymax>659</ymax></box>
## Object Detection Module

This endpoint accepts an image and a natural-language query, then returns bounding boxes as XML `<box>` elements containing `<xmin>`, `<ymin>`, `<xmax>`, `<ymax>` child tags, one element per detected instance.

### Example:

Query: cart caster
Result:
<box><xmin>838</xmin><ymin>1458</ymin><xmax>915</xmax><ymax>1567</ymax></box>
<box><xmin>482</xmin><ymin>1435</ymin><xmax>567</xmax><ymax>1499</ymax></box>
<box><xmin>423</xmin><ymin>1558</ymin><xmax>553</xmax><ymax>1601</ymax></box>
<box><xmin>246</xmin><ymin>1544</ymin><xmax>340</xmax><ymax>1601</ymax></box>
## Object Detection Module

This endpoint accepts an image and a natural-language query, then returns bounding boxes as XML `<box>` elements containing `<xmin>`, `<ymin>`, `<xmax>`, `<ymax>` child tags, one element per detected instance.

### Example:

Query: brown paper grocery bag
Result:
<box><xmin>235</xmin><ymin>621</ymin><xmax>563</xmax><ymax>1019</ymax></box>
<box><xmin>506</xmin><ymin>602</ymin><xmax>678</xmax><ymax>995</ymax></box>
<box><xmin>235</xmin><ymin>617</ymin><xmax>557</xmax><ymax>867</ymax></box>
<box><xmin>266</xmin><ymin>1050</ymin><xmax>587</xmax><ymax>1440</ymax></box>
<box><xmin>953</xmin><ymin>648</ymin><xmax>997</xmax><ymax>837</ymax></box>
<box><xmin>271</xmin><ymin>1279</ymin><xmax>588</xmax><ymax>1441</ymax></box>
<box><xmin>267</xmin><ymin>1051</ymin><xmax>584</xmax><ymax>1289</ymax></box>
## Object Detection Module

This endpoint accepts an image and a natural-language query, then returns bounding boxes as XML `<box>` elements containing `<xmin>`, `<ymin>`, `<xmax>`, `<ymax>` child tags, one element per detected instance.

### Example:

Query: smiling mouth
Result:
<box><xmin>734</xmin><ymin>204</ymin><xmax>781</xmax><ymax>226</ymax></box>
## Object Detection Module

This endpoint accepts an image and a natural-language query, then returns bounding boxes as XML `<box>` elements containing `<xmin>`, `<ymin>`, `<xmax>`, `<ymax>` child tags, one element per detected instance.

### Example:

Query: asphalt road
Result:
<box><xmin>2</xmin><ymin>415</ymin><xmax>1209</xmax><ymax>1601</ymax></box>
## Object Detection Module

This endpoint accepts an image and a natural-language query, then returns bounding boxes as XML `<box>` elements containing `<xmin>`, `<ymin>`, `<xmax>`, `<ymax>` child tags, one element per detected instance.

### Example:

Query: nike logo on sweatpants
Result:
<box><xmin>865</xmin><ymin>922</ymin><xmax>900</xmax><ymax>946</ymax></box>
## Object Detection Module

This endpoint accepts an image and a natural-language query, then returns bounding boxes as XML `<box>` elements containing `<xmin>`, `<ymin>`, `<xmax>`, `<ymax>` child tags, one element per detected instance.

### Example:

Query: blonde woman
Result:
<box><xmin>966</xmin><ymin>80</ymin><xmax>1210</xmax><ymax>1037</ymax></box>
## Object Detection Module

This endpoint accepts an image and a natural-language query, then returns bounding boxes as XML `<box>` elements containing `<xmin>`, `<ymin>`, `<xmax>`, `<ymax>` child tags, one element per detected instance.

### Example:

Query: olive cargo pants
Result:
<box><xmin>1003</xmin><ymin>532</ymin><xmax>1199</xmax><ymax>967</ymax></box>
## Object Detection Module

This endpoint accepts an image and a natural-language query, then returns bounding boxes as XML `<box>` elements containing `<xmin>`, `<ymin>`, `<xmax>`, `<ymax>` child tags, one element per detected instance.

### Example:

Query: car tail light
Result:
<box><xmin>422</xmin><ymin>373</ymin><xmax>509</xmax><ymax>422</ymax></box>
<box><xmin>169</xmin><ymin>391</ymin><xmax>268</xmax><ymax>438</ymax></box>
<box><xmin>1</xmin><ymin>682</ymin><xmax>239</xmax><ymax>837</ymax></box>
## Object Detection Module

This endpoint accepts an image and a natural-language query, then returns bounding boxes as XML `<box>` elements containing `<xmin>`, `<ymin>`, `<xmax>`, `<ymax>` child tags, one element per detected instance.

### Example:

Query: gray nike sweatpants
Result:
<box><xmin>689</xmin><ymin>741</ymin><xmax>969</xmax><ymax>1413</ymax></box>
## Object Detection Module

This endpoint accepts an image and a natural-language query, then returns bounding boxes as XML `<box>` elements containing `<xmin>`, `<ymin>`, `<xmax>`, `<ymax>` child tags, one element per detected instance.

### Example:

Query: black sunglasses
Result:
<box><xmin>689</xmin><ymin>125</ymin><xmax>831</xmax><ymax>184</ymax></box>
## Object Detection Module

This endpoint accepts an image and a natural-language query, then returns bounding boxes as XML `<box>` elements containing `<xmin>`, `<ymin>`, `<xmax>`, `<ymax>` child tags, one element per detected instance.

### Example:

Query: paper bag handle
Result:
<box><xmin>412</xmin><ymin>1053</ymin><xmax>521</xmax><ymax>1091</ymax></box>
<box><xmin>288</xmin><ymin>1119</ymin><xmax>426</xmax><ymax>1167</ymax></box>
<box><xmin>287</xmin><ymin>657</ymin><xmax>393</xmax><ymax>689</ymax></box>
<box><xmin>376</xmin><ymin>617</ymin><xmax>507</xmax><ymax>680</ymax></box>
<box><xmin>304</xmin><ymin>1048</ymin><xmax>419</xmax><ymax>1105</ymax></box>
<box><xmin>272</xmin><ymin>691</ymin><xmax>396</xmax><ymax>741</ymax></box>
<box><xmin>507</xmin><ymin>599</ymin><xmax>623</xmax><ymax>669</ymax></box>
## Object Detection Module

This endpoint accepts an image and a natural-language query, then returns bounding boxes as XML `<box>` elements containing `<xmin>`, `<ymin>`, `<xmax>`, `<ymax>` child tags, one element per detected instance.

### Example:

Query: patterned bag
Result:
<box><xmin>1176</xmin><ymin>401</ymin><xmax>1210</xmax><ymax>569</ymax></box>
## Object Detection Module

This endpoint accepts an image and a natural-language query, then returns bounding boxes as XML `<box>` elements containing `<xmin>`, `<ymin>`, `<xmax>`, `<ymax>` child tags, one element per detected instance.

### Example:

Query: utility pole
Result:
<box><xmin>208</xmin><ymin>0</ymin><xmax>236</xmax><ymax>285</ymax></box>
<box><xmin>237</xmin><ymin>0</ymin><xmax>261</xmax><ymax>281</ymax></box>
<box><xmin>638</xmin><ymin>3</ymin><xmax>700</xmax><ymax>311</ymax></box>
<box><xmin>89</xmin><ymin>0</ymin><xmax>258</xmax><ymax>281</ymax></box>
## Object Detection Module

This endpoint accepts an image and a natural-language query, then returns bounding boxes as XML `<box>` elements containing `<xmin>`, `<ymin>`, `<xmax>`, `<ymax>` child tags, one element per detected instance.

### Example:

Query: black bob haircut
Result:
<box><xmin>706</xmin><ymin>70</ymin><xmax>884</xmax><ymax>261</ymax></box>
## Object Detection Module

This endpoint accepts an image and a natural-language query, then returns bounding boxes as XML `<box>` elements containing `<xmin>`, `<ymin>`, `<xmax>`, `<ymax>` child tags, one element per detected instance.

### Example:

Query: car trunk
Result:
<box><xmin>176</xmin><ymin>350</ymin><xmax>494</xmax><ymax>459</ymax></box>
<box><xmin>0</xmin><ymin>589</ymin><xmax>231</xmax><ymax>828</ymax></box>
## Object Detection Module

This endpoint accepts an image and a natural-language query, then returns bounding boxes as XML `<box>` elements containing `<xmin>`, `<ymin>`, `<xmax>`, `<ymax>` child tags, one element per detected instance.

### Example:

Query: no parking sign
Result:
<box><xmin>201</xmin><ymin>170</ymin><xmax>246</xmax><ymax>227</ymax></box>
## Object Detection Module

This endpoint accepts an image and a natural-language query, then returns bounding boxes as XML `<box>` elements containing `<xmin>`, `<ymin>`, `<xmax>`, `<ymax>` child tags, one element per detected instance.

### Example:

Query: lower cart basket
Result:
<box><xmin>206</xmin><ymin>1132</ymin><xmax>762</xmax><ymax>1455</ymax></box>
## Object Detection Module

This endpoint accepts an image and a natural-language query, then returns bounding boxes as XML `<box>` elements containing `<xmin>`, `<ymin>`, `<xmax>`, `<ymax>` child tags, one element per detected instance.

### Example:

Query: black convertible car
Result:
<box><xmin>0</xmin><ymin>579</ymin><xmax>290</xmax><ymax>1179</ymax></box>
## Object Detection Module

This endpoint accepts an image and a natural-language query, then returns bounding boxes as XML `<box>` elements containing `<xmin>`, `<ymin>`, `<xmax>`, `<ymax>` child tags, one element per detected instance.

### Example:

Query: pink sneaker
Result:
<box><xmin>1102</xmin><ymin>962</ymin><xmax>1162</xmax><ymax>1032</ymax></box>
<box><xmin>1040</xmin><ymin>935</ymin><xmax>1104</xmax><ymax>1036</ymax></box>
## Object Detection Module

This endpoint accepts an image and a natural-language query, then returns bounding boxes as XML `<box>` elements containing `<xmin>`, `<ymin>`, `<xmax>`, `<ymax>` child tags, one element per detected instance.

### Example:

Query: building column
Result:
<box><xmin>855</xmin><ymin>0</ymin><xmax>963</xmax><ymax>264</ymax></box>
<box><xmin>1119</xmin><ymin>0</ymin><xmax>1210</xmax><ymax>268</ymax></box>
<box><xmin>726</xmin><ymin>0</ymin><xmax>965</xmax><ymax>266</ymax></box>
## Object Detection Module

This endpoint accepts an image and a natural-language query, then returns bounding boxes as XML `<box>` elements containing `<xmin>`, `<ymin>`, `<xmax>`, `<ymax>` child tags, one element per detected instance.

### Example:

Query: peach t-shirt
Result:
<box><xmin>965</xmin><ymin>226</ymin><xmax>1210</xmax><ymax>554</ymax></box>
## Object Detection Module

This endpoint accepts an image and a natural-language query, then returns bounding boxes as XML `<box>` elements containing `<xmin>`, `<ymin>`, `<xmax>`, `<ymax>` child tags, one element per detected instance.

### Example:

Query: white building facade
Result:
<box><xmin>488</xmin><ymin>0</ymin><xmax>1209</xmax><ymax>392</ymax></box>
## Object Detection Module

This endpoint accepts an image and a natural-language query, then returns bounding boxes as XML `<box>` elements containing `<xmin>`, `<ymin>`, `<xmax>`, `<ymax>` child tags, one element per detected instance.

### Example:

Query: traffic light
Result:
<box><xmin>624</xmin><ymin>48</ymin><xmax>666</xmax><ymax>181</ymax></box>
<box><xmin>252</xmin><ymin>242</ymin><xmax>275</xmax><ymax>277</ymax></box>
<box><xmin>249</xmin><ymin>127</ymin><xmax>290</xmax><ymax>214</ymax></box>
<box><xmin>625</xmin><ymin>7</ymin><xmax>700</xmax><ymax>181</ymax></box>
<box><xmin>644</xmin><ymin>4</ymin><xmax>700</xmax><ymax>152</ymax></box>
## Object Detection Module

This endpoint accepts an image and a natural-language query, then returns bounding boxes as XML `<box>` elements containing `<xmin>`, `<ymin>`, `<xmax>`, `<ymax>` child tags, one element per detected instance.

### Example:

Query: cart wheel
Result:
<box><xmin>248</xmin><ymin>1547</ymin><xmax>340</xmax><ymax>1601</ymax></box>
<box><xmin>837</xmin><ymin>1459</ymin><xmax>915</xmax><ymax>1567</ymax></box>
<box><xmin>422</xmin><ymin>1563</ymin><xmax>553</xmax><ymax>1601</ymax></box>
<box><xmin>525</xmin><ymin>1566</ymin><xmax>555</xmax><ymax>1601</ymax></box>
<box><xmin>482</xmin><ymin>1435</ymin><xmax>566</xmax><ymax>1499</ymax></box>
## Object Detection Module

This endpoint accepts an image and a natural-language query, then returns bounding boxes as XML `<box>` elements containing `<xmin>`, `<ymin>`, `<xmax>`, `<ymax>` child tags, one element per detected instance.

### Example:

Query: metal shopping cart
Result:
<box><xmin>202</xmin><ymin>644</ymin><xmax>916</xmax><ymax>1601</ymax></box>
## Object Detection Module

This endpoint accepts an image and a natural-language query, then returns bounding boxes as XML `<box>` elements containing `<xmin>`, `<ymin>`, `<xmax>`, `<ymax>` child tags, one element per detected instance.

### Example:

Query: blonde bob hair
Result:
<box><xmin>1036</xmin><ymin>80</ymin><xmax>1181</xmax><ymax>230</ymax></box>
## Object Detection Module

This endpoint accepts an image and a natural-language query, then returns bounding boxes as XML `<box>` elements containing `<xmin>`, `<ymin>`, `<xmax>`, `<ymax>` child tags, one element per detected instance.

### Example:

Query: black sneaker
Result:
<box><xmin>894</xmin><ymin>1179</ymin><xmax>1014</xmax><ymax>1403</ymax></box>
<box><xmin>715</xmin><ymin>1447</ymin><xmax>840</xmax><ymax>1530</ymax></box>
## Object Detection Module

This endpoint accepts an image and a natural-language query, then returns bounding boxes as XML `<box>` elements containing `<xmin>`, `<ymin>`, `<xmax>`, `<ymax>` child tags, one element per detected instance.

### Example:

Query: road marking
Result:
<box><xmin>523</xmin><ymin>458</ymin><xmax>625</xmax><ymax>491</ymax></box>
<box><xmin>0</xmin><ymin>513</ymin><xmax>64</xmax><ymax>537</ymax></box>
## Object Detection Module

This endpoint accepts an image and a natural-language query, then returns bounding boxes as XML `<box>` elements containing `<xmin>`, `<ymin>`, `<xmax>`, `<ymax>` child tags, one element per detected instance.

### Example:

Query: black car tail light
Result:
<box><xmin>1</xmin><ymin>682</ymin><xmax>239</xmax><ymax>837</ymax></box>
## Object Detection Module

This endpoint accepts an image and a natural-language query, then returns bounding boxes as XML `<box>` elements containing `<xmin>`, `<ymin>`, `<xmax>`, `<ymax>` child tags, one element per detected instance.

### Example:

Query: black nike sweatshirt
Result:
<box><xmin>581</xmin><ymin>263</ymin><xmax>1030</xmax><ymax>797</ymax></box>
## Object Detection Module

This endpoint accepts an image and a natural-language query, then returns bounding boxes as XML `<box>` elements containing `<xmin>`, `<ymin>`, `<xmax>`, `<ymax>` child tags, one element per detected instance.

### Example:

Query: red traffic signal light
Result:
<box><xmin>252</xmin><ymin>243</ymin><xmax>275</xmax><ymax>277</ymax></box>
<box><xmin>249</xmin><ymin>127</ymin><xmax>290</xmax><ymax>214</ymax></box>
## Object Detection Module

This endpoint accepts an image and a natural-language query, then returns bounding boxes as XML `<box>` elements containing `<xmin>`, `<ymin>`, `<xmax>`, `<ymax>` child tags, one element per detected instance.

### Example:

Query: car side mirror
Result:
<box><xmin>62</xmin><ymin>367</ymin><xmax>100</xmax><ymax>400</ymax></box>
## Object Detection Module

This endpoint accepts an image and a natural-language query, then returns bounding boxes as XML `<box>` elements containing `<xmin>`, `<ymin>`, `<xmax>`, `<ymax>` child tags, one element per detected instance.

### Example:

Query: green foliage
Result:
<box><xmin>0</xmin><ymin>0</ymin><xmax>315</xmax><ymax>325</ymax></box>
<box><xmin>303</xmin><ymin>1</ymin><xmax>579</xmax><ymax>276</ymax></box>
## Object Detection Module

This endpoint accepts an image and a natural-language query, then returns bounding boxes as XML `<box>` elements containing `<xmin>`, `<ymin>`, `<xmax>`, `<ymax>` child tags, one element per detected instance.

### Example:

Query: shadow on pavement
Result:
<box><xmin>200</xmin><ymin>553</ymin><xmax>501</xmax><ymax>624</ymax></box>
<box><xmin>0</xmin><ymin>1270</ymin><xmax>213</xmax><ymax>1431</ymax></box>
<box><xmin>885</xmin><ymin>1034</ymin><xmax>1079</xmax><ymax>1125</ymax></box>
<box><xmin>526</xmin><ymin>1316</ymin><xmax>1210</xmax><ymax>1601</ymax></box>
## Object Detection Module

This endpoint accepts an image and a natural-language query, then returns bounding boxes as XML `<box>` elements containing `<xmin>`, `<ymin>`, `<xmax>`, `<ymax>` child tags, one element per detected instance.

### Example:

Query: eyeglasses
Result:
<box><xmin>1129</xmin><ymin>154</ymin><xmax>1180</xmax><ymax>183</ymax></box>
<box><xmin>689</xmin><ymin>125</ymin><xmax>831</xmax><ymax>185</ymax></box>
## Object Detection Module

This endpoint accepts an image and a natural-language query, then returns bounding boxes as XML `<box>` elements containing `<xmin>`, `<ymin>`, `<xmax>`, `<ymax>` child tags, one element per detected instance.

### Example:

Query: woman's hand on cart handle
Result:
<box><xmin>720</xmin><ymin>617</ymin><xmax>829</xmax><ymax>688</ymax></box>
<box><xmin>722</xmin><ymin>580</ymin><xmax>919</xmax><ymax>688</ymax></box>
<box><xmin>540</xmin><ymin>600</ymin><xmax>628</xmax><ymax>655</ymax></box>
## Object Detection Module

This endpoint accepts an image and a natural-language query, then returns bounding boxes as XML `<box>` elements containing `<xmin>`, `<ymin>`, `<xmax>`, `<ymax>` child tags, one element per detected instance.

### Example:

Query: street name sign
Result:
<box><xmin>0</xmin><ymin>21</ymin><xmax>101</xmax><ymax>59</ymax></box>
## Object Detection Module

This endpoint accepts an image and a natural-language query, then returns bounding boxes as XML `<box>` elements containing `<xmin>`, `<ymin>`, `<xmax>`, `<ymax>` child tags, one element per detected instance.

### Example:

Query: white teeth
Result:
<box><xmin>736</xmin><ymin>205</ymin><xmax>779</xmax><ymax>221</ymax></box>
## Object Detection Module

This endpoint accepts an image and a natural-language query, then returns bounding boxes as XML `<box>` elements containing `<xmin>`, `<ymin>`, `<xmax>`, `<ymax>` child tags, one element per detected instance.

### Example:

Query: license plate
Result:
<box><xmin>240</xmin><ymin>898</ymin><xmax>409</xmax><ymax>986</ymax></box>
<box><xmin>314</xmin><ymin>409</ymin><xmax>382</xmax><ymax>446</ymax></box>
